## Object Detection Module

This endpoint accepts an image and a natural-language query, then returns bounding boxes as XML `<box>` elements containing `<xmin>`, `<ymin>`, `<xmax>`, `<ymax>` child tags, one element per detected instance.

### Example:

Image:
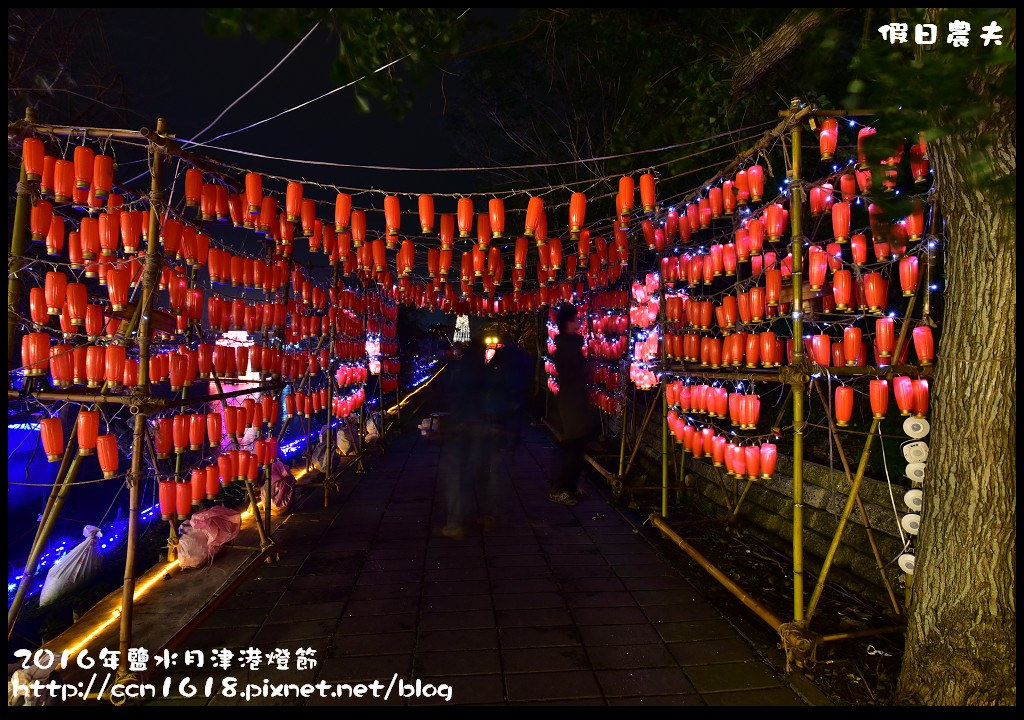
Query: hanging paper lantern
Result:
<box><xmin>843</xmin><ymin>327</ymin><xmax>862</xmax><ymax>366</ymax></box>
<box><xmin>910</xmin><ymin>142</ymin><xmax>929</xmax><ymax>183</ymax></box>
<box><xmin>899</xmin><ymin>256</ymin><xmax>919</xmax><ymax>297</ymax></box>
<box><xmin>912</xmin><ymin>326</ymin><xmax>934</xmax><ymax>366</ymax></box>
<box><xmin>912</xmin><ymin>379</ymin><xmax>929</xmax><ymax>417</ymax></box>
<box><xmin>892</xmin><ymin>376</ymin><xmax>914</xmax><ymax>415</ymax></box>
<box><xmin>832</xmin><ymin>202</ymin><xmax>850</xmax><ymax>243</ymax></box>
<box><xmin>807</xmin><ymin>250</ymin><xmax>827</xmax><ymax>292</ymax></box>
<box><xmin>818</xmin><ymin>118</ymin><xmax>839</xmax><ymax>160</ymax></box>
<box><xmin>857</xmin><ymin>127</ymin><xmax>876</xmax><ymax>168</ymax></box>
<box><xmin>97</xmin><ymin>434</ymin><xmax>119</xmax><ymax>478</ymax></box>
<box><xmin>244</xmin><ymin>172</ymin><xmax>262</xmax><ymax>215</ymax></box>
<box><xmin>93</xmin><ymin>153</ymin><xmax>114</xmax><ymax>196</ymax></box>
<box><xmin>863</xmin><ymin>272</ymin><xmax>888</xmax><ymax>314</ymax></box>
<box><xmin>39</xmin><ymin>417</ymin><xmax>65</xmax><ymax>462</ymax></box>
<box><xmin>811</xmin><ymin>334</ymin><xmax>831</xmax><ymax>366</ymax></box>
<box><xmin>869</xmin><ymin>379</ymin><xmax>889</xmax><ymax>419</ymax></box>
<box><xmin>284</xmin><ymin>181</ymin><xmax>303</xmax><ymax>223</ymax></box>
<box><xmin>832</xmin><ymin>269</ymin><xmax>853</xmax><ymax>310</ymax></box>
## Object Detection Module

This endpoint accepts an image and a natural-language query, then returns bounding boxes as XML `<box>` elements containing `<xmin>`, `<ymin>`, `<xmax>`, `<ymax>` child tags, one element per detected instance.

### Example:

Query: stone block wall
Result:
<box><xmin>605</xmin><ymin>407</ymin><xmax>908</xmax><ymax>608</ymax></box>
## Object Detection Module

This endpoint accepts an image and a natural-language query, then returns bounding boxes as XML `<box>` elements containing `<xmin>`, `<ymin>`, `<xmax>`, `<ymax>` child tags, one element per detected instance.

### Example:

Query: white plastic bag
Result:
<box><xmin>38</xmin><ymin>526</ymin><xmax>103</xmax><ymax>607</ymax></box>
<box><xmin>271</xmin><ymin>460</ymin><xmax>294</xmax><ymax>515</ymax></box>
<box><xmin>176</xmin><ymin>523</ymin><xmax>212</xmax><ymax>570</ymax></box>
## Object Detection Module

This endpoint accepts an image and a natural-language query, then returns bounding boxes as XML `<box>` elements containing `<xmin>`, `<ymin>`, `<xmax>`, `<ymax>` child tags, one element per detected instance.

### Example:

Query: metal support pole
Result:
<box><xmin>118</xmin><ymin>118</ymin><xmax>166</xmax><ymax>678</ymax></box>
<box><xmin>9</xmin><ymin>108</ymin><xmax>37</xmax><ymax>369</ymax></box>
<box><xmin>787</xmin><ymin>98</ymin><xmax>807</xmax><ymax>625</ymax></box>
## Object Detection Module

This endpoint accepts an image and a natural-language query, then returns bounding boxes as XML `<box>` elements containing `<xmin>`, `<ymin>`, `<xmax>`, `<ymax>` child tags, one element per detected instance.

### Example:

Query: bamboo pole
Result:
<box><xmin>650</xmin><ymin>514</ymin><xmax>785</xmax><ymax>630</ymax></box>
<box><xmin>787</xmin><ymin>98</ymin><xmax>808</xmax><ymax>625</ymax></box>
<box><xmin>660</xmin><ymin>263</ymin><xmax>669</xmax><ymax>518</ymax></box>
<box><xmin>805</xmin><ymin>292</ymin><xmax>918</xmax><ymax>623</ymax></box>
<box><xmin>617</xmin><ymin>393</ymin><xmax>629</xmax><ymax>478</ymax></box>
<box><xmin>7</xmin><ymin>453</ymin><xmax>84</xmax><ymax>638</ymax></box>
<box><xmin>8</xmin><ymin>107</ymin><xmax>36</xmax><ymax>370</ymax></box>
<box><xmin>663</xmin><ymin>366</ymin><xmax>784</xmax><ymax>382</ymax></box>
<box><xmin>729</xmin><ymin>478</ymin><xmax>755</xmax><ymax>521</ymax></box>
<box><xmin>922</xmin><ymin>197</ymin><xmax>940</xmax><ymax>321</ymax></box>
<box><xmin>623</xmin><ymin>385</ymin><xmax>663</xmax><ymax>480</ymax></box>
<box><xmin>820</xmin><ymin>625</ymin><xmax>905</xmax><ymax>643</ymax></box>
<box><xmin>118</xmin><ymin>118</ymin><xmax>166</xmax><ymax>678</ymax></box>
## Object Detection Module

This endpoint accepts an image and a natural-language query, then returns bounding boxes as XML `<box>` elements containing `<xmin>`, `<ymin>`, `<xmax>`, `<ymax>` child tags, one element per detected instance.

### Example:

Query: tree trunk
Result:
<box><xmin>896</xmin><ymin>15</ymin><xmax>1016</xmax><ymax>705</ymax></box>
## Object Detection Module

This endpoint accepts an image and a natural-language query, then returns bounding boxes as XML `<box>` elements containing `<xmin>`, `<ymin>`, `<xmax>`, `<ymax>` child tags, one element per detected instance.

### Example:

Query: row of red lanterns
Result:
<box><xmin>833</xmin><ymin>376</ymin><xmax>929</xmax><ymax>427</ymax></box>
<box><xmin>665</xmin><ymin>416</ymin><xmax>779</xmax><ymax>481</ymax></box>
<box><xmin>665</xmin><ymin>383</ymin><xmax>762</xmax><ymax>429</ymax></box>
<box><xmin>589</xmin><ymin>389</ymin><xmax>623</xmax><ymax>417</ymax></box>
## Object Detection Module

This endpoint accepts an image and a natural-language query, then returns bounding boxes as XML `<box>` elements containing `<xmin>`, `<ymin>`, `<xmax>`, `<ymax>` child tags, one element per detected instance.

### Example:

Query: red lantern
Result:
<box><xmin>832</xmin><ymin>269</ymin><xmax>852</xmax><ymax>311</ymax></box>
<box><xmin>912</xmin><ymin>379</ymin><xmax>929</xmax><ymax>418</ymax></box>
<box><xmin>818</xmin><ymin>118</ymin><xmax>838</xmax><ymax>160</ymax></box>
<box><xmin>910</xmin><ymin>143</ymin><xmax>929</xmax><ymax>183</ymax></box>
<box><xmin>912</xmin><ymin>326</ymin><xmax>934</xmax><ymax>366</ymax></box>
<box><xmin>869</xmin><ymin>379</ymin><xmax>889</xmax><ymax>419</ymax></box>
<box><xmin>524</xmin><ymin>197</ymin><xmax>544</xmax><ymax>238</ymax></box>
<box><xmin>97</xmin><ymin>434</ymin><xmax>118</xmax><ymax>478</ymax></box>
<box><xmin>73</xmin><ymin>145</ymin><xmax>94</xmax><ymax>189</ymax></box>
<box><xmin>843</xmin><ymin>327</ymin><xmax>862</xmax><ymax>367</ymax></box>
<box><xmin>23</xmin><ymin>137</ymin><xmax>45</xmax><ymax>180</ymax></box>
<box><xmin>899</xmin><ymin>256</ymin><xmax>919</xmax><ymax>297</ymax></box>
<box><xmin>892</xmin><ymin>376</ymin><xmax>914</xmax><ymax>415</ymax></box>
<box><xmin>77</xmin><ymin>410</ymin><xmax>100</xmax><ymax>456</ymax></box>
<box><xmin>351</xmin><ymin>209</ymin><xmax>366</xmax><ymax>248</ymax></box>
<box><xmin>863</xmin><ymin>273</ymin><xmax>888</xmax><ymax>314</ymax></box>
<box><xmin>832</xmin><ymin>202</ymin><xmax>850</xmax><ymax>243</ymax></box>
<box><xmin>748</xmin><ymin>287</ymin><xmax>765</xmax><ymax>323</ymax></box>
<box><xmin>639</xmin><ymin>173</ymin><xmax>656</xmax><ymax>212</ymax></box>
<box><xmin>40</xmin><ymin>417</ymin><xmax>64</xmax><ymax>462</ymax></box>
<box><xmin>104</xmin><ymin>345</ymin><xmax>126</xmax><ymax>386</ymax></box>
<box><xmin>811</xmin><ymin>334</ymin><xmax>831</xmax><ymax>366</ymax></box>
<box><xmin>44</xmin><ymin>271</ymin><xmax>68</xmax><ymax>315</ymax></box>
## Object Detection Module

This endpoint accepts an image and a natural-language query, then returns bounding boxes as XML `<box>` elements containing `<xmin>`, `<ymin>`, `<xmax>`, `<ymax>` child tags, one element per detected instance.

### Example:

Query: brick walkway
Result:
<box><xmin>150</xmin><ymin>414</ymin><xmax>811</xmax><ymax>706</ymax></box>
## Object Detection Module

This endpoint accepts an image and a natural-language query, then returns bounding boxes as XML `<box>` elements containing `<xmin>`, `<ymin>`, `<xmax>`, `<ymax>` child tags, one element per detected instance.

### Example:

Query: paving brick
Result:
<box><xmin>557</xmin><ymin>577</ymin><xmax>627</xmax><ymax>593</ymax></box>
<box><xmin>217</xmin><ymin>590</ymin><xmax>282</xmax><ymax>611</ymax></box>
<box><xmin>335</xmin><ymin>613</ymin><xmax>417</xmax><ymax>636</ymax></box>
<box><xmin>579</xmin><ymin>623</ymin><xmax>663</xmax><ymax>647</ymax></box>
<box><xmin>563</xmin><ymin>591</ymin><xmax>638</xmax><ymax>608</ymax></box>
<box><xmin>570</xmin><ymin>605</ymin><xmax>648</xmax><ymax>626</ymax></box>
<box><xmin>504</xmin><ymin>670</ymin><xmax>601</xmax><ymax>702</ymax></box>
<box><xmin>348</xmin><ymin>582</ymin><xmax>420</xmax><ymax>601</ymax></box>
<box><xmin>412</xmin><ymin>674</ymin><xmax>504</xmax><ymax>705</ymax></box>
<box><xmin>328</xmin><ymin>631</ymin><xmax>416</xmax><ymax>658</ymax></box>
<box><xmin>667</xmin><ymin>638</ymin><xmax>758</xmax><ymax>666</ymax></box>
<box><xmin>343</xmin><ymin>597</ymin><xmax>419</xmax><ymax>616</ymax></box>
<box><xmin>655</xmin><ymin>619</ymin><xmax>740</xmax><ymax>644</ymax></box>
<box><xmin>586</xmin><ymin>643</ymin><xmax>677</xmax><ymax>670</ymax></box>
<box><xmin>490</xmin><ymin>578</ymin><xmax>560</xmax><ymax>595</ymax></box>
<box><xmin>318</xmin><ymin>654</ymin><xmax>412</xmax><ymax>683</ymax></box>
<box><xmin>496</xmin><ymin>607</ymin><xmax>573</xmax><ymax>628</ymax></box>
<box><xmin>423</xmin><ymin>579</ymin><xmax>490</xmax><ymax>597</ymax></box>
<box><xmin>417</xmin><ymin>628</ymin><xmax>499</xmax><ymax>652</ymax></box>
<box><xmin>683</xmin><ymin>661</ymin><xmax>784</xmax><ymax>693</ymax></box>
<box><xmin>266</xmin><ymin>601</ymin><xmax>346</xmax><ymax>624</ymax></box>
<box><xmin>493</xmin><ymin>592</ymin><xmax>566</xmax><ymax>611</ymax></box>
<box><xmin>499</xmin><ymin>625</ymin><xmax>581</xmax><ymax>649</ymax></box>
<box><xmin>277</xmin><ymin>587</ymin><xmax>341</xmax><ymax>606</ymax></box>
<box><xmin>421</xmin><ymin>594</ymin><xmax>493</xmax><ymax>613</ymax></box>
<box><xmin>487</xmin><ymin>565</ymin><xmax>555</xmax><ymax>581</ymax></box>
<box><xmin>413</xmin><ymin>650</ymin><xmax>501</xmax><ymax>677</ymax></box>
<box><xmin>701</xmin><ymin>686</ymin><xmax>805</xmax><ymax>706</ymax></box>
<box><xmin>641</xmin><ymin>602</ymin><xmax>722</xmax><ymax>623</ymax></box>
<box><xmin>596</xmin><ymin>667</ymin><xmax>696</xmax><ymax>697</ymax></box>
<box><xmin>418</xmin><ymin>609</ymin><xmax>496</xmax><ymax>631</ymax></box>
<box><xmin>252</xmin><ymin>618</ymin><xmax>338</xmax><ymax>645</ymax></box>
<box><xmin>355</xmin><ymin>570</ymin><xmax>421</xmax><ymax>585</ymax></box>
<box><xmin>501</xmin><ymin>646</ymin><xmax>591</xmax><ymax>673</ymax></box>
<box><xmin>606</xmin><ymin>694</ymin><xmax>706</xmax><ymax>706</ymax></box>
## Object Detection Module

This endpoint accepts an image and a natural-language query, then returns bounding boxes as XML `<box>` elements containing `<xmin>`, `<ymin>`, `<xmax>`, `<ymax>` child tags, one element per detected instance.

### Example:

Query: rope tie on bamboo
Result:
<box><xmin>16</xmin><ymin>181</ymin><xmax>34</xmax><ymax>197</ymax></box>
<box><xmin>778</xmin><ymin>622</ymin><xmax>820</xmax><ymax>672</ymax></box>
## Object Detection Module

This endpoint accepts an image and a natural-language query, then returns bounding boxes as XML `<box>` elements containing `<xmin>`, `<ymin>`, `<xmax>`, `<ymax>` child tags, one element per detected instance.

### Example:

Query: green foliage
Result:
<box><xmin>842</xmin><ymin>8</ymin><xmax>1016</xmax><ymax>212</ymax></box>
<box><xmin>204</xmin><ymin>8</ymin><xmax>469</xmax><ymax>117</ymax></box>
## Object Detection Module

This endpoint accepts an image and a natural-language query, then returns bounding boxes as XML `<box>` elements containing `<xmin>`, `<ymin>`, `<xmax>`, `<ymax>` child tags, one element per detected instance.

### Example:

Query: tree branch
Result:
<box><xmin>730</xmin><ymin>9</ymin><xmax>853</xmax><ymax>97</ymax></box>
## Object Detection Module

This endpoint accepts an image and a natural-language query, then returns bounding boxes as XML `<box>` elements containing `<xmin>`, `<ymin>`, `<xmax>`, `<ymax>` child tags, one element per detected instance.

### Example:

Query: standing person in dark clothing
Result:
<box><xmin>439</xmin><ymin>337</ymin><xmax>489</xmax><ymax>538</ymax></box>
<box><xmin>550</xmin><ymin>304</ymin><xmax>592</xmax><ymax>506</ymax></box>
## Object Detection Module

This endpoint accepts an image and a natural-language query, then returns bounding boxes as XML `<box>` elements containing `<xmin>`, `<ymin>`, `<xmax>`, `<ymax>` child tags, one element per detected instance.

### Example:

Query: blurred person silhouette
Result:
<box><xmin>550</xmin><ymin>304</ymin><xmax>592</xmax><ymax>506</ymax></box>
<box><xmin>439</xmin><ymin>336</ymin><xmax>496</xmax><ymax>538</ymax></box>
